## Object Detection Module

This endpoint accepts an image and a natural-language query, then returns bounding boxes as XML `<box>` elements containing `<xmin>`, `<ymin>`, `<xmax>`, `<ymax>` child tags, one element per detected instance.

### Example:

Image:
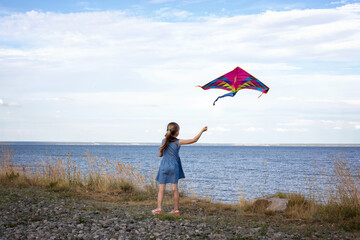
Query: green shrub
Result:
<box><xmin>119</xmin><ymin>180</ymin><xmax>134</xmax><ymax>193</ymax></box>
<box><xmin>6</xmin><ymin>171</ymin><xmax>19</xmax><ymax>181</ymax></box>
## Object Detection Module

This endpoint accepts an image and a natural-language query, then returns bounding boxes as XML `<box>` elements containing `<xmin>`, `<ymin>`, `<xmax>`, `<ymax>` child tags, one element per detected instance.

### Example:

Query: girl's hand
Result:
<box><xmin>202</xmin><ymin>126</ymin><xmax>208</xmax><ymax>132</ymax></box>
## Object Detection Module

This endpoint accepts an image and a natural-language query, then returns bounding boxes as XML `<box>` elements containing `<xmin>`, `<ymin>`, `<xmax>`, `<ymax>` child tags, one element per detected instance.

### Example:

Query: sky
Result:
<box><xmin>0</xmin><ymin>0</ymin><xmax>360</xmax><ymax>144</ymax></box>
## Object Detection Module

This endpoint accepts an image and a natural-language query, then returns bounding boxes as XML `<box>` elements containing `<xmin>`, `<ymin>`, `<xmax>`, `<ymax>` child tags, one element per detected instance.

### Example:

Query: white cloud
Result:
<box><xmin>0</xmin><ymin>5</ymin><xmax>359</xmax><ymax>69</ymax></box>
<box><xmin>66</xmin><ymin>91</ymin><xmax>212</xmax><ymax>110</ymax></box>
<box><xmin>274</xmin><ymin>127</ymin><xmax>308</xmax><ymax>132</ymax></box>
<box><xmin>55</xmin><ymin>110</ymin><xmax>61</xmax><ymax>118</ymax></box>
<box><xmin>240</xmin><ymin>62</ymin><xmax>301</xmax><ymax>71</ymax></box>
<box><xmin>318</xmin><ymin>120</ymin><xmax>360</xmax><ymax>131</ymax></box>
<box><xmin>0</xmin><ymin>5</ymin><xmax>360</xmax><ymax>143</ymax></box>
<box><xmin>331</xmin><ymin>0</ymin><xmax>348</xmax><ymax>5</ymax></box>
<box><xmin>46</xmin><ymin>97</ymin><xmax>73</xmax><ymax>102</ymax></box>
<box><xmin>211</xmin><ymin>126</ymin><xmax>230</xmax><ymax>132</ymax></box>
<box><xmin>7</xmin><ymin>102</ymin><xmax>20</xmax><ymax>107</ymax></box>
<box><xmin>0</xmin><ymin>99</ymin><xmax>20</xmax><ymax>107</ymax></box>
<box><xmin>293</xmin><ymin>128</ymin><xmax>308</xmax><ymax>132</ymax></box>
<box><xmin>149</xmin><ymin>0</ymin><xmax>176</xmax><ymax>3</ymax></box>
<box><xmin>320</xmin><ymin>120</ymin><xmax>335</xmax><ymax>124</ymax></box>
<box><xmin>155</xmin><ymin>7</ymin><xmax>193</xmax><ymax>19</ymax></box>
<box><xmin>278</xmin><ymin>119</ymin><xmax>314</xmax><ymax>127</ymax></box>
<box><xmin>245</xmin><ymin>127</ymin><xmax>264</xmax><ymax>132</ymax></box>
<box><xmin>275</xmin><ymin>128</ymin><xmax>288</xmax><ymax>132</ymax></box>
<box><xmin>343</xmin><ymin>100</ymin><xmax>360</xmax><ymax>105</ymax></box>
<box><xmin>350</xmin><ymin>122</ymin><xmax>360</xmax><ymax>130</ymax></box>
<box><xmin>277</xmin><ymin>97</ymin><xmax>296</xmax><ymax>101</ymax></box>
<box><xmin>76</xmin><ymin>1</ymin><xmax>101</xmax><ymax>11</ymax></box>
<box><xmin>319</xmin><ymin>120</ymin><xmax>344</xmax><ymax>129</ymax></box>
<box><xmin>309</xmin><ymin>99</ymin><xmax>360</xmax><ymax>105</ymax></box>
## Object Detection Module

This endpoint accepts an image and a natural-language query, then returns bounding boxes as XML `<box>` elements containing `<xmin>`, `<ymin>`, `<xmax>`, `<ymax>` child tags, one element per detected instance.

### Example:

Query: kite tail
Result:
<box><xmin>213</xmin><ymin>92</ymin><xmax>237</xmax><ymax>106</ymax></box>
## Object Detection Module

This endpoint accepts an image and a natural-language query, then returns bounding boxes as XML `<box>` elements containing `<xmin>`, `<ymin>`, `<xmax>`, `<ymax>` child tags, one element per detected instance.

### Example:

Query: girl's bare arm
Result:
<box><xmin>179</xmin><ymin>126</ymin><xmax>207</xmax><ymax>146</ymax></box>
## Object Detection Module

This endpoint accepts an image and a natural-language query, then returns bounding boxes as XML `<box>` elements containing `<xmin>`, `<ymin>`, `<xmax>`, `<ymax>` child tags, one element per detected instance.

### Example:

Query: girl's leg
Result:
<box><xmin>171</xmin><ymin>183</ymin><xmax>179</xmax><ymax>210</ymax></box>
<box><xmin>157</xmin><ymin>184</ymin><xmax>166</xmax><ymax>209</ymax></box>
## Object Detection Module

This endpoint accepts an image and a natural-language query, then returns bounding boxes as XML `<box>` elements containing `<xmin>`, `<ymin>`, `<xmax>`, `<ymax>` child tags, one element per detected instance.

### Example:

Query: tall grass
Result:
<box><xmin>308</xmin><ymin>152</ymin><xmax>360</xmax><ymax>230</ymax></box>
<box><xmin>0</xmin><ymin>143</ymin><xmax>157</xmax><ymax>197</ymax></box>
<box><xmin>304</xmin><ymin>152</ymin><xmax>360</xmax><ymax>204</ymax></box>
<box><xmin>0</xmin><ymin>144</ymin><xmax>23</xmax><ymax>183</ymax></box>
<box><xmin>328</xmin><ymin>152</ymin><xmax>360</xmax><ymax>205</ymax></box>
<box><xmin>238</xmin><ymin>151</ymin><xmax>360</xmax><ymax>230</ymax></box>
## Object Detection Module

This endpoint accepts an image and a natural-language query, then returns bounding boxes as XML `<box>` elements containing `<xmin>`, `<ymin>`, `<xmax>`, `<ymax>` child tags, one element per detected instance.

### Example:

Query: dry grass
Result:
<box><xmin>237</xmin><ymin>152</ymin><xmax>360</xmax><ymax>230</ymax></box>
<box><xmin>0</xmin><ymin>143</ymin><xmax>159</xmax><ymax>202</ymax></box>
<box><xmin>308</xmin><ymin>152</ymin><xmax>360</xmax><ymax>230</ymax></box>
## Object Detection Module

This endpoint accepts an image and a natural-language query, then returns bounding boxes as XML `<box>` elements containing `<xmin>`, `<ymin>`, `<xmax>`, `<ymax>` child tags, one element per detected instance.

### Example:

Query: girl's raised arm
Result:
<box><xmin>179</xmin><ymin>126</ymin><xmax>207</xmax><ymax>146</ymax></box>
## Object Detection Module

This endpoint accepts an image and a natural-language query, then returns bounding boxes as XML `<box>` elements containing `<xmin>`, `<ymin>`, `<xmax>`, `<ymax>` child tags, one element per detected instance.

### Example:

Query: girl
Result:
<box><xmin>152</xmin><ymin>122</ymin><xmax>207</xmax><ymax>215</ymax></box>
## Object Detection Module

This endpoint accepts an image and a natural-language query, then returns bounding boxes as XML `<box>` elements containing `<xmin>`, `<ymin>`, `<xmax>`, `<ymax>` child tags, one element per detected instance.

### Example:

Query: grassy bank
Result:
<box><xmin>1</xmin><ymin>143</ymin><xmax>360</xmax><ymax>234</ymax></box>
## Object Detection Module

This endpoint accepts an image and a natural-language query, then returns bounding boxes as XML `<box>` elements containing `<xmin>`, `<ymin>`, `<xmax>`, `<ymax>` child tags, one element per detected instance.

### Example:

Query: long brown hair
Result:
<box><xmin>159</xmin><ymin>122</ymin><xmax>180</xmax><ymax>156</ymax></box>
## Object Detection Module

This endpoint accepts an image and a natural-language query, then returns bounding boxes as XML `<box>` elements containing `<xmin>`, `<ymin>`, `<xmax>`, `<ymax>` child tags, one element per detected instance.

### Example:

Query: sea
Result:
<box><xmin>2</xmin><ymin>142</ymin><xmax>360</xmax><ymax>203</ymax></box>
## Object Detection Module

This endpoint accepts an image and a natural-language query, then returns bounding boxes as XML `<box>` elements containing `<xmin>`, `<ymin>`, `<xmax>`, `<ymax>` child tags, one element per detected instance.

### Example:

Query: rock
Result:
<box><xmin>249</xmin><ymin>227</ymin><xmax>261</xmax><ymax>233</ymax></box>
<box><xmin>252</xmin><ymin>197</ymin><xmax>289</xmax><ymax>212</ymax></box>
<box><xmin>266</xmin><ymin>198</ymin><xmax>289</xmax><ymax>212</ymax></box>
<box><xmin>198</xmin><ymin>223</ymin><xmax>207</xmax><ymax>228</ymax></box>
<box><xmin>273</xmin><ymin>232</ymin><xmax>284</xmax><ymax>239</ymax></box>
<box><xmin>253</xmin><ymin>199</ymin><xmax>271</xmax><ymax>210</ymax></box>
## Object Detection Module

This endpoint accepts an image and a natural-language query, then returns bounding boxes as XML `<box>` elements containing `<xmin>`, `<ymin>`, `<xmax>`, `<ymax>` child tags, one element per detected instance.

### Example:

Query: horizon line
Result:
<box><xmin>1</xmin><ymin>141</ymin><xmax>360</xmax><ymax>147</ymax></box>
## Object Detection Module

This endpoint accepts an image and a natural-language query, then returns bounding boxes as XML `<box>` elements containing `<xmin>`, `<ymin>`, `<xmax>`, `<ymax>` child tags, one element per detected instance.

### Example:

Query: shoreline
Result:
<box><xmin>1</xmin><ymin>141</ymin><xmax>360</xmax><ymax>147</ymax></box>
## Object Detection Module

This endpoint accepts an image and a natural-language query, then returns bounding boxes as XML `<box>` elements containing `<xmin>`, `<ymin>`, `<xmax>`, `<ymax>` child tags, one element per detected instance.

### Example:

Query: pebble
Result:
<box><xmin>0</xmin><ymin>186</ymin><xmax>357</xmax><ymax>240</ymax></box>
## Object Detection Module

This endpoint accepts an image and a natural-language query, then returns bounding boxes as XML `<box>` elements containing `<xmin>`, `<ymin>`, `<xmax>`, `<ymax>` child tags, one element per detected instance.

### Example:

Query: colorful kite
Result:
<box><xmin>196</xmin><ymin>66</ymin><xmax>270</xmax><ymax>106</ymax></box>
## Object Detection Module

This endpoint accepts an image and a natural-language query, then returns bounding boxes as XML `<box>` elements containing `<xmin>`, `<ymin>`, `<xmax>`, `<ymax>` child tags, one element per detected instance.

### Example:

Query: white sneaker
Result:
<box><xmin>168</xmin><ymin>209</ymin><xmax>180</xmax><ymax>215</ymax></box>
<box><xmin>151</xmin><ymin>208</ymin><xmax>162</xmax><ymax>215</ymax></box>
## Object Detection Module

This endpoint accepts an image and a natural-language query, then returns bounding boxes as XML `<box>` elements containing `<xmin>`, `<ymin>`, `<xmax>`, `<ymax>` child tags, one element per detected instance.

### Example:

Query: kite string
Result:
<box><xmin>258</xmin><ymin>92</ymin><xmax>264</xmax><ymax>98</ymax></box>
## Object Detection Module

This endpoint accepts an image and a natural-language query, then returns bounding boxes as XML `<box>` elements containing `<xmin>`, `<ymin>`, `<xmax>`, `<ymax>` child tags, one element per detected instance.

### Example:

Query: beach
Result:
<box><xmin>1</xmin><ymin>184</ymin><xmax>357</xmax><ymax>240</ymax></box>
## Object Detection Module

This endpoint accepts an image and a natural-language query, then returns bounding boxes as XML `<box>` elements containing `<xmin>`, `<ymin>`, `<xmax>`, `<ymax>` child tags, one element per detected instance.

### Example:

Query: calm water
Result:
<box><xmin>5</xmin><ymin>143</ymin><xmax>360</xmax><ymax>203</ymax></box>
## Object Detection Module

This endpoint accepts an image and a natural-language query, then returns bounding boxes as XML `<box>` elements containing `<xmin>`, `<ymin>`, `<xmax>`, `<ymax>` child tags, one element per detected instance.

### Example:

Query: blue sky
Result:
<box><xmin>0</xmin><ymin>0</ymin><xmax>360</xmax><ymax>144</ymax></box>
<box><xmin>0</xmin><ymin>0</ymin><xmax>357</xmax><ymax>15</ymax></box>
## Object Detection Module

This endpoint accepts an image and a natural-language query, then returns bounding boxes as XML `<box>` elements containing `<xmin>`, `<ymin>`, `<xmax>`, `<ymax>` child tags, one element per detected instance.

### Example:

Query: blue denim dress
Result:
<box><xmin>155</xmin><ymin>139</ymin><xmax>185</xmax><ymax>184</ymax></box>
